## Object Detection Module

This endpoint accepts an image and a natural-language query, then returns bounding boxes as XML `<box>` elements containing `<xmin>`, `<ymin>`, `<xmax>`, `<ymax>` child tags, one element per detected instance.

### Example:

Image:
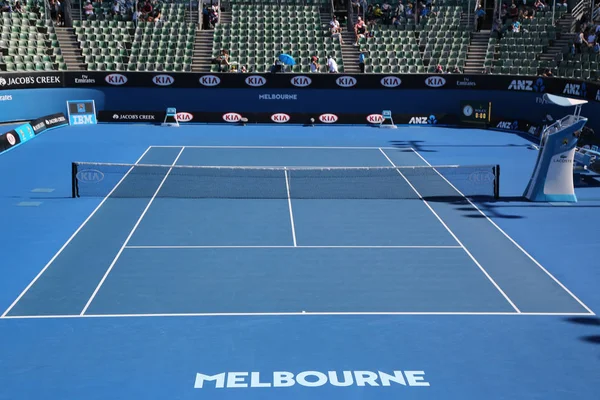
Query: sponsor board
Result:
<box><xmin>222</xmin><ymin>113</ymin><xmax>243</xmax><ymax>122</ymax></box>
<box><xmin>336</xmin><ymin>76</ymin><xmax>357</xmax><ymax>87</ymax></box>
<box><xmin>175</xmin><ymin>112</ymin><xmax>193</xmax><ymax>122</ymax></box>
<box><xmin>456</xmin><ymin>77</ymin><xmax>476</xmax><ymax>87</ymax></box>
<box><xmin>408</xmin><ymin>115</ymin><xmax>437</xmax><ymax>124</ymax></box>
<box><xmin>0</xmin><ymin>74</ymin><xmax>62</xmax><ymax>88</ymax></box>
<box><xmin>380</xmin><ymin>76</ymin><xmax>401</xmax><ymax>88</ymax></box>
<box><xmin>105</xmin><ymin>73</ymin><xmax>128</xmax><ymax>85</ymax></box>
<box><xmin>318</xmin><ymin>113</ymin><xmax>338</xmax><ymax>123</ymax></box>
<box><xmin>424</xmin><ymin>76</ymin><xmax>446</xmax><ymax>88</ymax></box>
<box><xmin>0</xmin><ymin>94</ymin><xmax>12</xmax><ymax>101</ymax></box>
<box><xmin>0</xmin><ymin>130</ymin><xmax>21</xmax><ymax>152</ymax></box>
<box><xmin>199</xmin><ymin>75</ymin><xmax>221</xmax><ymax>86</ymax></box>
<box><xmin>290</xmin><ymin>76</ymin><xmax>312</xmax><ymax>87</ymax></box>
<box><xmin>562</xmin><ymin>82</ymin><xmax>587</xmax><ymax>97</ymax></box>
<box><xmin>76</xmin><ymin>169</ymin><xmax>105</xmax><ymax>183</ymax></box>
<box><xmin>507</xmin><ymin>78</ymin><xmax>545</xmax><ymax>92</ymax></box>
<box><xmin>14</xmin><ymin>123</ymin><xmax>35</xmax><ymax>141</ymax></box>
<box><xmin>194</xmin><ymin>370</ymin><xmax>429</xmax><ymax>389</ymax></box>
<box><xmin>496</xmin><ymin>121</ymin><xmax>519</xmax><ymax>130</ymax></box>
<box><xmin>99</xmin><ymin>111</ymin><xmax>162</xmax><ymax>122</ymax></box>
<box><xmin>153</xmin><ymin>75</ymin><xmax>175</xmax><ymax>86</ymax></box>
<box><xmin>271</xmin><ymin>113</ymin><xmax>290</xmax><ymax>123</ymax></box>
<box><xmin>245</xmin><ymin>75</ymin><xmax>267</xmax><ymax>87</ymax></box>
<box><xmin>73</xmin><ymin>74</ymin><xmax>96</xmax><ymax>85</ymax></box>
<box><xmin>366</xmin><ymin>114</ymin><xmax>384</xmax><ymax>124</ymax></box>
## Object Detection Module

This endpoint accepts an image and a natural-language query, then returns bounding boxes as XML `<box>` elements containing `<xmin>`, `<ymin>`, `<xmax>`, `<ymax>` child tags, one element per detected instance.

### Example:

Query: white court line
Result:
<box><xmin>0</xmin><ymin>146</ymin><xmax>154</xmax><ymax>319</ymax></box>
<box><xmin>284</xmin><ymin>169</ymin><xmax>297</xmax><ymax>247</ymax></box>
<box><xmin>124</xmin><ymin>245</ymin><xmax>463</xmax><ymax>249</ymax></box>
<box><xmin>80</xmin><ymin>146</ymin><xmax>186</xmax><ymax>315</ymax></box>
<box><xmin>378</xmin><ymin>148</ymin><xmax>521</xmax><ymax>313</ymax></box>
<box><xmin>149</xmin><ymin>145</ymin><xmax>402</xmax><ymax>150</ymax></box>
<box><xmin>409</xmin><ymin>147</ymin><xmax>595</xmax><ymax>315</ymax></box>
<box><xmin>1</xmin><ymin>311</ymin><xmax>594</xmax><ymax>320</ymax></box>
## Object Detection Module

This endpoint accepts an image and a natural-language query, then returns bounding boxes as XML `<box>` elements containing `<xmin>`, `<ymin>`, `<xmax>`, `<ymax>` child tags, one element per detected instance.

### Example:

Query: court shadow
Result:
<box><xmin>581</xmin><ymin>336</ymin><xmax>600</xmax><ymax>344</ymax></box>
<box><xmin>423</xmin><ymin>196</ymin><xmax>526</xmax><ymax>220</ymax></box>
<box><xmin>565</xmin><ymin>317</ymin><xmax>600</xmax><ymax>326</ymax></box>
<box><xmin>388</xmin><ymin>140</ymin><xmax>436</xmax><ymax>153</ymax></box>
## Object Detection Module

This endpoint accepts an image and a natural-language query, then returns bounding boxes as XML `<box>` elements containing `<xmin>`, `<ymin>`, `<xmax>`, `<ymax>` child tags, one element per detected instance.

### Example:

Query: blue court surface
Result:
<box><xmin>1</xmin><ymin>124</ymin><xmax>600</xmax><ymax>399</ymax></box>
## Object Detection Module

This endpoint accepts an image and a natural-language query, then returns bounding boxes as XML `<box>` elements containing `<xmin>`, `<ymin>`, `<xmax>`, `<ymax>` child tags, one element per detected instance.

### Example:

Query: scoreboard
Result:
<box><xmin>460</xmin><ymin>101</ymin><xmax>491</xmax><ymax>125</ymax></box>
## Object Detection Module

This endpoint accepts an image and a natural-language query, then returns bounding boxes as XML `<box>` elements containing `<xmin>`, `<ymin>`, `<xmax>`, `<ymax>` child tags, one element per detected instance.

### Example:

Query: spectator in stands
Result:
<box><xmin>542</xmin><ymin>68</ymin><xmax>553</xmax><ymax>77</ymax></box>
<box><xmin>557</xmin><ymin>0</ymin><xmax>567</xmax><ymax>11</ymax></box>
<box><xmin>12</xmin><ymin>0</ymin><xmax>23</xmax><ymax>13</ymax></box>
<box><xmin>509</xmin><ymin>4</ymin><xmax>518</xmax><ymax>20</ymax></box>
<box><xmin>435</xmin><ymin>64</ymin><xmax>443</xmax><ymax>73</ymax></box>
<box><xmin>574</xmin><ymin>30</ymin><xmax>590</xmax><ymax>53</ymax></box>
<box><xmin>587</xmin><ymin>29</ymin><xmax>596</xmax><ymax>45</ymax></box>
<box><xmin>406</xmin><ymin>3</ymin><xmax>414</xmax><ymax>18</ymax></box>
<box><xmin>330</xmin><ymin>15</ymin><xmax>344</xmax><ymax>44</ymax></box>
<box><xmin>534</xmin><ymin>0</ymin><xmax>545</xmax><ymax>11</ymax></box>
<box><xmin>213</xmin><ymin>49</ymin><xmax>229</xmax><ymax>72</ymax></box>
<box><xmin>351</xmin><ymin>0</ymin><xmax>360</xmax><ymax>15</ymax></box>
<box><xmin>475</xmin><ymin>6</ymin><xmax>485</xmax><ymax>32</ymax></box>
<box><xmin>452</xmin><ymin>66</ymin><xmax>461</xmax><ymax>73</ymax></box>
<box><xmin>354</xmin><ymin>16</ymin><xmax>367</xmax><ymax>46</ymax></box>
<box><xmin>132</xmin><ymin>8</ymin><xmax>141</xmax><ymax>23</ymax></box>
<box><xmin>512</xmin><ymin>19</ymin><xmax>521</xmax><ymax>33</ymax></box>
<box><xmin>327</xmin><ymin>55</ymin><xmax>339</xmax><ymax>73</ymax></box>
<box><xmin>84</xmin><ymin>1</ymin><xmax>94</xmax><ymax>16</ymax></box>
<box><xmin>358</xmin><ymin>50</ymin><xmax>366</xmax><ymax>73</ymax></box>
<box><xmin>0</xmin><ymin>1</ymin><xmax>10</xmax><ymax>13</ymax></box>
<box><xmin>310</xmin><ymin>55</ymin><xmax>320</xmax><ymax>73</ymax></box>
<box><xmin>593</xmin><ymin>41</ymin><xmax>600</xmax><ymax>53</ymax></box>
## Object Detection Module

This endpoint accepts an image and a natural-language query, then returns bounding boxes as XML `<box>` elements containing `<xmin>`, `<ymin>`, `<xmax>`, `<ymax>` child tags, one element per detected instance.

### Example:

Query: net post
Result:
<box><xmin>494</xmin><ymin>164</ymin><xmax>500</xmax><ymax>199</ymax></box>
<box><xmin>71</xmin><ymin>162</ymin><xmax>78</xmax><ymax>198</ymax></box>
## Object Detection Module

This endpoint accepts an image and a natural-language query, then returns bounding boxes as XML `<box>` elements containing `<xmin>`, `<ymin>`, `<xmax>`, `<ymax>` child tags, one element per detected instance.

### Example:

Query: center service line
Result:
<box><xmin>378</xmin><ymin>148</ymin><xmax>521</xmax><ymax>313</ymax></box>
<box><xmin>80</xmin><ymin>146</ymin><xmax>187</xmax><ymax>315</ymax></box>
<box><xmin>284</xmin><ymin>168</ymin><xmax>298</xmax><ymax>247</ymax></box>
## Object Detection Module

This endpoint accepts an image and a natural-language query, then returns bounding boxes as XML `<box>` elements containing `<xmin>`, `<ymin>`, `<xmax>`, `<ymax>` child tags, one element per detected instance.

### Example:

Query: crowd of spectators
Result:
<box><xmin>80</xmin><ymin>0</ymin><xmax>168</xmax><ymax>24</ymax></box>
<box><xmin>0</xmin><ymin>0</ymin><xmax>25</xmax><ymax>14</ymax></box>
<box><xmin>572</xmin><ymin>11</ymin><xmax>600</xmax><ymax>54</ymax></box>
<box><xmin>492</xmin><ymin>0</ymin><xmax>568</xmax><ymax>39</ymax></box>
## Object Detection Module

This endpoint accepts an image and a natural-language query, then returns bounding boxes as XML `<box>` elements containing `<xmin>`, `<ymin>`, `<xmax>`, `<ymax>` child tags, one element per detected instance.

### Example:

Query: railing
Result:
<box><xmin>540</xmin><ymin>114</ymin><xmax>587</xmax><ymax>146</ymax></box>
<box><xmin>570</xmin><ymin>0</ymin><xmax>592</xmax><ymax>31</ymax></box>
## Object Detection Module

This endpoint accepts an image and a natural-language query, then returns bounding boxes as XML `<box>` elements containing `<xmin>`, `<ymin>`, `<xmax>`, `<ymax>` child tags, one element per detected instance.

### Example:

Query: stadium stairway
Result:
<box><xmin>463</xmin><ymin>31</ymin><xmax>488</xmax><ymax>74</ymax></box>
<box><xmin>340</xmin><ymin>31</ymin><xmax>360</xmax><ymax>73</ymax></box>
<box><xmin>539</xmin><ymin>13</ymin><xmax>576</xmax><ymax>63</ymax></box>
<box><xmin>191</xmin><ymin>30</ymin><xmax>214</xmax><ymax>72</ymax></box>
<box><xmin>55</xmin><ymin>27</ymin><xmax>84</xmax><ymax>70</ymax></box>
<box><xmin>219</xmin><ymin>11</ymin><xmax>232</xmax><ymax>24</ymax></box>
<box><xmin>459</xmin><ymin>11</ymin><xmax>473</xmax><ymax>31</ymax></box>
<box><xmin>184</xmin><ymin>8</ymin><xmax>199</xmax><ymax>24</ymax></box>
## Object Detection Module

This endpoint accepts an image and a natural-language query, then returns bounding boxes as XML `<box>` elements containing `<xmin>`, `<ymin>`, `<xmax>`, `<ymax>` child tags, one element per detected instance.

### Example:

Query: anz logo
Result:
<box><xmin>508</xmin><ymin>78</ymin><xmax>545</xmax><ymax>92</ymax></box>
<box><xmin>563</xmin><ymin>82</ymin><xmax>587</xmax><ymax>97</ymax></box>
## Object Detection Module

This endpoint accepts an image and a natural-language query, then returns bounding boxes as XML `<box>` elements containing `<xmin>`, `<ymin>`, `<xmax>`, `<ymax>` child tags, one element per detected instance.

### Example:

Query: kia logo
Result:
<box><xmin>152</xmin><ymin>74</ymin><xmax>174</xmax><ymax>86</ymax></box>
<box><xmin>271</xmin><ymin>113</ymin><xmax>290</xmax><ymax>123</ymax></box>
<box><xmin>366</xmin><ymin>114</ymin><xmax>384</xmax><ymax>123</ymax></box>
<box><xmin>6</xmin><ymin>132</ymin><xmax>16</xmax><ymax>145</ymax></box>
<box><xmin>425</xmin><ymin>76</ymin><xmax>446</xmax><ymax>88</ymax></box>
<box><xmin>222</xmin><ymin>113</ymin><xmax>242</xmax><ymax>122</ymax></box>
<box><xmin>76</xmin><ymin>169</ymin><xmax>105</xmax><ymax>183</ymax></box>
<box><xmin>105</xmin><ymin>73</ymin><xmax>127</xmax><ymax>85</ymax></box>
<box><xmin>176</xmin><ymin>112</ymin><xmax>193</xmax><ymax>122</ymax></box>
<box><xmin>380</xmin><ymin>76</ymin><xmax>402</xmax><ymax>88</ymax></box>
<box><xmin>199</xmin><ymin>75</ymin><xmax>220</xmax><ymax>86</ymax></box>
<box><xmin>245</xmin><ymin>75</ymin><xmax>267</xmax><ymax>87</ymax></box>
<box><xmin>319</xmin><ymin>114</ymin><xmax>338</xmax><ymax>123</ymax></box>
<box><xmin>336</xmin><ymin>76</ymin><xmax>357</xmax><ymax>87</ymax></box>
<box><xmin>291</xmin><ymin>76</ymin><xmax>312</xmax><ymax>87</ymax></box>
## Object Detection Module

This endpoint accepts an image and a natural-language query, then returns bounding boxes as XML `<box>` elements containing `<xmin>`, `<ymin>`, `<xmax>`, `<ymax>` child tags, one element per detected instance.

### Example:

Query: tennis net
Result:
<box><xmin>71</xmin><ymin>162</ymin><xmax>500</xmax><ymax>200</ymax></box>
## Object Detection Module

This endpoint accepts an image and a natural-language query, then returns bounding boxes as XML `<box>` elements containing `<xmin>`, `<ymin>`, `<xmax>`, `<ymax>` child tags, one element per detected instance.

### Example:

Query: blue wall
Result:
<box><xmin>1</xmin><ymin>87</ymin><xmax>598</xmax><ymax>131</ymax></box>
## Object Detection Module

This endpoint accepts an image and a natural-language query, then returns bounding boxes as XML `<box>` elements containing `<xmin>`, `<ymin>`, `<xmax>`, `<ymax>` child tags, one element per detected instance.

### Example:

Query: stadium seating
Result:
<box><xmin>0</xmin><ymin>2</ymin><xmax>65</xmax><ymax>72</ymax></box>
<box><xmin>213</xmin><ymin>4</ymin><xmax>343</xmax><ymax>73</ymax></box>
<box><xmin>73</xmin><ymin>1</ymin><xmax>194</xmax><ymax>71</ymax></box>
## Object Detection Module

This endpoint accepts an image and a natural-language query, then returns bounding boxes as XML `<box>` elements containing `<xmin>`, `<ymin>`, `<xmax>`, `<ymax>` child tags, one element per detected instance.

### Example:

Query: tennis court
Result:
<box><xmin>0</xmin><ymin>125</ymin><xmax>599</xmax><ymax>400</ymax></box>
<box><xmin>1</xmin><ymin>145</ymin><xmax>590</xmax><ymax>317</ymax></box>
